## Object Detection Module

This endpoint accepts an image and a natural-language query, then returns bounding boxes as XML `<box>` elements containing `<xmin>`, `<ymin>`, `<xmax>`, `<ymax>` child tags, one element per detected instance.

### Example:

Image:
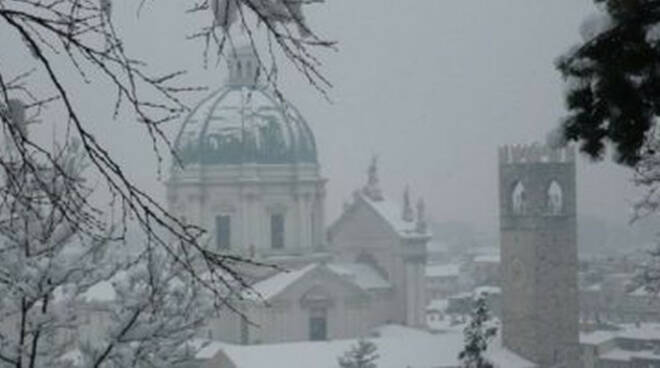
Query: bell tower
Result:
<box><xmin>498</xmin><ymin>143</ymin><xmax>579</xmax><ymax>368</ymax></box>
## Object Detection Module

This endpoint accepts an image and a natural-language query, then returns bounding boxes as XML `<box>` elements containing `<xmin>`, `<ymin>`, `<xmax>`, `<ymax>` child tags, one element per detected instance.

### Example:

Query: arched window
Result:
<box><xmin>547</xmin><ymin>180</ymin><xmax>563</xmax><ymax>215</ymax></box>
<box><xmin>511</xmin><ymin>181</ymin><xmax>526</xmax><ymax>215</ymax></box>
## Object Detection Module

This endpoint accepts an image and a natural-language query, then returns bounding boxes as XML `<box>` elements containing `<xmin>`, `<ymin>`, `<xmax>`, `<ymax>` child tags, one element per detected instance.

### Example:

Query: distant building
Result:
<box><xmin>580</xmin><ymin>324</ymin><xmax>660</xmax><ymax>368</ymax></box>
<box><xmin>464</xmin><ymin>248</ymin><xmax>501</xmax><ymax>287</ymax></box>
<box><xmin>425</xmin><ymin>263</ymin><xmax>460</xmax><ymax>301</ymax></box>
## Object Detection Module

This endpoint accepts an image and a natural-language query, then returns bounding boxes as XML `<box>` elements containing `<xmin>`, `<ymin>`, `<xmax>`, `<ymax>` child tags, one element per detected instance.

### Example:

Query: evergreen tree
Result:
<box><xmin>337</xmin><ymin>338</ymin><xmax>379</xmax><ymax>368</ymax></box>
<box><xmin>458</xmin><ymin>293</ymin><xmax>497</xmax><ymax>368</ymax></box>
<box><xmin>556</xmin><ymin>0</ymin><xmax>660</xmax><ymax>166</ymax></box>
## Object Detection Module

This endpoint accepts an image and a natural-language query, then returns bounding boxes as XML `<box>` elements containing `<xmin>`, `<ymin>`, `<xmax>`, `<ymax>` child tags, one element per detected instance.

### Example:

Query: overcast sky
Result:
<box><xmin>2</xmin><ymin>0</ymin><xmax>645</xmax><ymax>239</ymax></box>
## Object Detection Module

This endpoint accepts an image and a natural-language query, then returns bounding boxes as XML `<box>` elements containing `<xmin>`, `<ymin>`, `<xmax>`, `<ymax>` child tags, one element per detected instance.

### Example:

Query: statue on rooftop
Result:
<box><xmin>362</xmin><ymin>155</ymin><xmax>383</xmax><ymax>201</ymax></box>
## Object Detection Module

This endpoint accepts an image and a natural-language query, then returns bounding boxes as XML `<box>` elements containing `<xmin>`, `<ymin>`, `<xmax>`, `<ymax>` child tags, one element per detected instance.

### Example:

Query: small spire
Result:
<box><xmin>415</xmin><ymin>198</ymin><xmax>427</xmax><ymax>233</ymax></box>
<box><xmin>362</xmin><ymin>155</ymin><xmax>383</xmax><ymax>201</ymax></box>
<box><xmin>402</xmin><ymin>185</ymin><xmax>414</xmax><ymax>222</ymax></box>
<box><xmin>342</xmin><ymin>199</ymin><xmax>351</xmax><ymax>213</ymax></box>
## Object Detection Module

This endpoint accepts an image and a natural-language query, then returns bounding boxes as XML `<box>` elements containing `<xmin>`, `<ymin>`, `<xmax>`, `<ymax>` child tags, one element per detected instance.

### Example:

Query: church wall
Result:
<box><xmin>210</xmin><ymin>268</ymin><xmax>379</xmax><ymax>344</ymax></box>
<box><xmin>329</xmin><ymin>201</ymin><xmax>407</xmax><ymax>324</ymax></box>
<box><xmin>166</xmin><ymin>163</ymin><xmax>325</xmax><ymax>257</ymax></box>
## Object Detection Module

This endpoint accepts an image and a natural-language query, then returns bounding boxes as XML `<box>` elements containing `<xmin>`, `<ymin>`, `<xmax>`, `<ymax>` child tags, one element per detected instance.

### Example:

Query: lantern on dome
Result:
<box><xmin>211</xmin><ymin>0</ymin><xmax>239</xmax><ymax>29</ymax></box>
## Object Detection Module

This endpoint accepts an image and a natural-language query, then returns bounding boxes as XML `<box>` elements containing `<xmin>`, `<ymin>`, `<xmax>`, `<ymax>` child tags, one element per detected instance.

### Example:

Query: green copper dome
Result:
<box><xmin>173</xmin><ymin>46</ymin><xmax>317</xmax><ymax>166</ymax></box>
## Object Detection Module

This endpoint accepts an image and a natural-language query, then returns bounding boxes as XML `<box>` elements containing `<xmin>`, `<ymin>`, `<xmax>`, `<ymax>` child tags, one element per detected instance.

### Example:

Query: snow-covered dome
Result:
<box><xmin>173</xmin><ymin>46</ymin><xmax>317</xmax><ymax>166</ymax></box>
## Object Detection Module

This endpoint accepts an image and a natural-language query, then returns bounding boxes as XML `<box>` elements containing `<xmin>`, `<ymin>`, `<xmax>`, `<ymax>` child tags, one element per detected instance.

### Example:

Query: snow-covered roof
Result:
<box><xmin>629</xmin><ymin>286</ymin><xmax>655</xmax><ymax>297</ymax></box>
<box><xmin>83</xmin><ymin>280</ymin><xmax>116</xmax><ymax>302</ymax></box>
<box><xmin>58</xmin><ymin>349</ymin><xmax>82</xmax><ymax>366</ymax></box>
<box><xmin>584</xmin><ymin>283</ymin><xmax>602</xmax><ymax>292</ymax></box>
<box><xmin>475</xmin><ymin>285</ymin><xmax>501</xmax><ymax>295</ymax></box>
<box><xmin>195</xmin><ymin>340</ymin><xmax>226</xmax><ymax>360</ymax></box>
<box><xmin>326</xmin><ymin>263</ymin><xmax>391</xmax><ymax>290</ymax></box>
<box><xmin>201</xmin><ymin>325</ymin><xmax>535</xmax><ymax>368</ymax></box>
<box><xmin>426</xmin><ymin>298</ymin><xmax>449</xmax><ymax>311</ymax></box>
<box><xmin>600</xmin><ymin>348</ymin><xmax>660</xmax><ymax>362</ymax></box>
<box><xmin>580</xmin><ymin>330</ymin><xmax>618</xmax><ymax>345</ymax></box>
<box><xmin>427</xmin><ymin>240</ymin><xmax>449</xmax><ymax>253</ymax></box>
<box><xmin>474</xmin><ymin>254</ymin><xmax>500</xmax><ymax>263</ymax></box>
<box><xmin>360</xmin><ymin>193</ymin><xmax>431</xmax><ymax>240</ymax></box>
<box><xmin>580</xmin><ymin>323</ymin><xmax>660</xmax><ymax>345</ymax></box>
<box><xmin>243</xmin><ymin>263</ymin><xmax>317</xmax><ymax>301</ymax></box>
<box><xmin>426</xmin><ymin>264</ymin><xmax>460</xmax><ymax>278</ymax></box>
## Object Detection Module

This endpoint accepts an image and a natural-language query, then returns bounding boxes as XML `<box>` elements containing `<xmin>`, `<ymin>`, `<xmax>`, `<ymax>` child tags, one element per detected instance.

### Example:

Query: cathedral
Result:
<box><xmin>165</xmin><ymin>44</ymin><xmax>430</xmax><ymax>344</ymax></box>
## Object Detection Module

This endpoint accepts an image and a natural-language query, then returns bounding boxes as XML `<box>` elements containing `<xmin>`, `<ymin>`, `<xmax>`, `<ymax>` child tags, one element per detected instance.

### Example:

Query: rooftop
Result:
<box><xmin>196</xmin><ymin>325</ymin><xmax>535</xmax><ymax>368</ymax></box>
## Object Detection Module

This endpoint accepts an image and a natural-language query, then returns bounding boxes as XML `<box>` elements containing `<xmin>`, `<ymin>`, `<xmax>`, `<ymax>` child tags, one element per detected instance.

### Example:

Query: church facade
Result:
<box><xmin>166</xmin><ymin>45</ymin><xmax>430</xmax><ymax>344</ymax></box>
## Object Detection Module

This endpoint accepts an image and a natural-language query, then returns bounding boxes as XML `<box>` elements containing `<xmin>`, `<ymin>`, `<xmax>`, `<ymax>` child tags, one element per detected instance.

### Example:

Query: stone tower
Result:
<box><xmin>498</xmin><ymin>143</ymin><xmax>579</xmax><ymax>368</ymax></box>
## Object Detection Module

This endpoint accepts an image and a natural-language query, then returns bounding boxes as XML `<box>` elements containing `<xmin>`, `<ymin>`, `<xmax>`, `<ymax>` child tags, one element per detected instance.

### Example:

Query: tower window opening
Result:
<box><xmin>547</xmin><ymin>180</ymin><xmax>563</xmax><ymax>215</ymax></box>
<box><xmin>271</xmin><ymin>213</ymin><xmax>285</xmax><ymax>249</ymax></box>
<box><xmin>216</xmin><ymin>215</ymin><xmax>231</xmax><ymax>250</ymax></box>
<box><xmin>511</xmin><ymin>181</ymin><xmax>527</xmax><ymax>215</ymax></box>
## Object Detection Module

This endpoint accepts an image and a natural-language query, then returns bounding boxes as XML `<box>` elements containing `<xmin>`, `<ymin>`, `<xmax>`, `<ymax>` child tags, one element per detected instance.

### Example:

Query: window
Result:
<box><xmin>215</xmin><ymin>215</ymin><xmax>231</xmax><ymax>250</ymax></box>
<box><xmin>547</xmin><ymin>180</ymin><xmax>563</xmax><ymax>215</ymax></box>
<box><xmin>511</xmin><ymin>181</ymin><xmax>526</xmax><ymax>215</ymax></box>
<box><xmin>309</xmin><ymin>307</ymin><xmax>327</xmax><ymax>341</ymax></box>
<box><xmin>271</xmin><ymin>213</ymin><xmax>284</xmax><ymax>249</ymax></box>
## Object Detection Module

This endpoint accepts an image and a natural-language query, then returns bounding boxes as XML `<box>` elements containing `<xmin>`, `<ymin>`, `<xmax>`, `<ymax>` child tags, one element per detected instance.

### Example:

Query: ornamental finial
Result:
<box><xmin>362</xmin><ymin>155</ymin><xmax>383</xmax><ymax>201</ymax></box>
<box><xmin>415</xmin><ymin>198</ymin><xmax>427</xmax><ymax>233</ymax></box>
<box><xmin>402</xmin><ymin>185</ymin><xmax>414</xmax><ymax>222</ymax></box>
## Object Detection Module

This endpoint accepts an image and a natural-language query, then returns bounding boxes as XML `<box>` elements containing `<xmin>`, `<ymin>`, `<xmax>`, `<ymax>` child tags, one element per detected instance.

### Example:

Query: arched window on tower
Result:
<box><xmin>511</xmin><ymin>181</ymin><xmax>527</xmax><ymax>215</ymax></box>
<box><xmin>547</xmin><ymin>180</ymin><xmax>563</xmax><ymax>215</ymax></box>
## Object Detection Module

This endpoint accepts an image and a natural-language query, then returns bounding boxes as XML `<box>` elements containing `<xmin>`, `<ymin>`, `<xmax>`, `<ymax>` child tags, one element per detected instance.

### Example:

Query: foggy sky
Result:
<box><xmin>1</xmin><ymin>1</ymin><xmax>644</xmax><ymax>240</ymax></box>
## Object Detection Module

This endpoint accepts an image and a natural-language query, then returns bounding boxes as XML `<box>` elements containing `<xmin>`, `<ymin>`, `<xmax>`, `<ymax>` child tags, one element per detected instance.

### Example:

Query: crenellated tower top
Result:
<box><xmin>498</xmin><ymin>143</ymin><xmax>575</xmax><ymax>165</ymax></box>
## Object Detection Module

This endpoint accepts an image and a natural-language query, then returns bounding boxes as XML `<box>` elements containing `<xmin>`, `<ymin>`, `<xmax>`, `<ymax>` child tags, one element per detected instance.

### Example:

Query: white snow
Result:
<box><xmin>629</xmin><ymin>285</ymin><xmax>653</xmax><ymax>296</ymax></box>
<box><xmin>425</xmin><ymin>264</ymin><xmax>460</xmax><ymax>278</ymax></box>
<box><xmin>579</xmin><ymin>11</ymin><xmax>614</xmax><ymax>42</ymax></box>
<box><xmin>599</xmin><ymin>348</ymin><xmax>660</xmax><ymax>362</ymax></box>
<box><xmin>83</xmin><ymin>280</ymin><xmax>116</xmax><ymax>302</ymax></box>
<box><xmin>474</xmin><ymin>285</ymin><xmax>501</xmax><ymax>295</ymax></box>
<box><xmin>327</xmin><ymin>263</ymin><xmax>391</xmax><ymax>290</ymax></box>
<box><xmin>243</xmin><ymin>263</ymin><xmax>317</xmax><ymax>301</ymax></box>
<box><xmin>647</xmin><ymin>23</ymin><xmax>660</xmax><ymax>44</ymax></box>
<box><xmin>474</xmin><ymin>254</ymin><xmax>500</xmax><ymax>263</ymax></box>
<box><xmin>580</xmin><ymin>323</ymin><xmax>660</xmax><ymax>345</ymax></box>
<box><xmin>200</xmin><ymin>325</ymin><xmax>536</xmax><ymax>368</ymax></box>
<box><xmin>360</xmin><ymin>193</ymin><xmax>430</xmax><ymax>239</ymax></box>
<box><xmin>426</xmin><ymin>298</ymin><xmax>448</xmax><ymax>312</ymax></box>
